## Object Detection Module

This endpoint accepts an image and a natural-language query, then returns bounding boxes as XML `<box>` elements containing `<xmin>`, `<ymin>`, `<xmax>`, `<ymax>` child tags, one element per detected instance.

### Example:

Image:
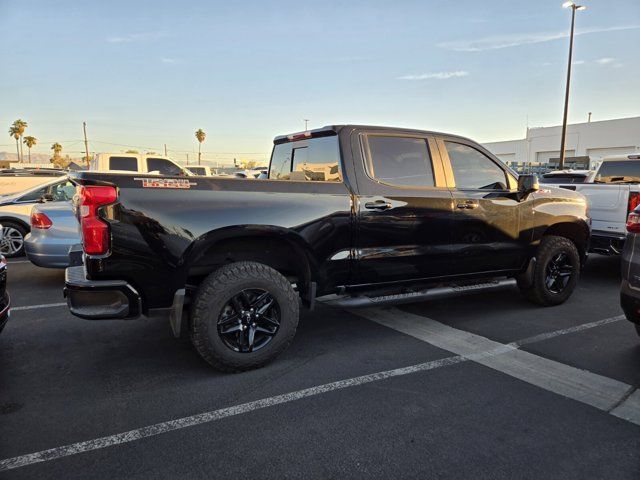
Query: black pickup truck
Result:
<box><xmin>65</xmin><ymin>125</ymin><xmax>590</xmax><ymax>371</ymax></box>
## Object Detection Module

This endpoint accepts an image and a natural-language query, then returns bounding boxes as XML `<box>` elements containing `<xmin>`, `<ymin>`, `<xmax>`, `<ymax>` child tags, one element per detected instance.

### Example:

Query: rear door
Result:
<box><xmin>351</xmin><ymin>130</ymin><xmax>454</xmax><ymax>285</ymax></box>
<box><xmin>438</xmin><ymin>137</ymin><xmax>530</xmax><ymax>275</ymax></box>
<box><xmin>573</xmin><ymin>184</ymin><xmax>629</xmax><ymax>236</ymax></box>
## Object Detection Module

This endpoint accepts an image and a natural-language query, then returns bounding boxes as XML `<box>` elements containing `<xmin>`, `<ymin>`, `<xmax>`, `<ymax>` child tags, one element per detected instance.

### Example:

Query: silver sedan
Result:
<box><xmin>0</xmin><ymin>177</ymin><xmax>75</xmax><ymax>257</ymax></box>
<box><xmin>24</xmin><ymin>202</ymin><xmax>81</xmax><ymax>268</ymax></box>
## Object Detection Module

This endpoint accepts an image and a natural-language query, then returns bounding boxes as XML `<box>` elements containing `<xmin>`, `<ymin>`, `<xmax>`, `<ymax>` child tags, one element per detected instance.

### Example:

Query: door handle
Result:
<box><xmin>456</xmin><ymin>201</ymin><xmax>479</xmax><ymax>209</ymax></box>
<box><xmin>365</xmin><ymin>200</ymin><xmax>392</xmax><ymax>211</ymax></box>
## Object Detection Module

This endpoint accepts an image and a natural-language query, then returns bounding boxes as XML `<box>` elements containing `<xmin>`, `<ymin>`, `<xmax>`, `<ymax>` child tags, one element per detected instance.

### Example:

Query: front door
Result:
<box><xmin>438</xmin><ymin>138</ymin><xmax>530</xmax><ymax>275</ymax></box>
<box><xmin>351</xmin><ymin>131</ymin><xmax>455</xmax><ymax>285</ymax></box>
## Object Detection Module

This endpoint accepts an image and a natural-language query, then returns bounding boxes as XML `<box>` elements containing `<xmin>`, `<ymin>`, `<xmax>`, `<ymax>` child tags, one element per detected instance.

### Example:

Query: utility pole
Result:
<box><xmin>83</xmin><ymin>121</ymin><xmax>90</xmax><ymax>167</ymax></box>
<box><xmin>186</xmin><ymin>153</ymin><xmax>189</xmax><ymax>165</ymax></box>
<box><xmin>304</xmin><ymin>119</ymin><xmax>309</xmax><ymax>131</ymax></box>
<box><xmin>558</xmin><ymin>1</ymin><xmax>586</xmax><ymax>170</ymax></box>
<box><xmin>164</xmin><ymin>144</ymin><xmax>167</xmax><ymax>156</ymax></box>
<box><xmin>588</xmin><ymin>112</ymin><xmax>592</xmax><ymax>123</ymax></box>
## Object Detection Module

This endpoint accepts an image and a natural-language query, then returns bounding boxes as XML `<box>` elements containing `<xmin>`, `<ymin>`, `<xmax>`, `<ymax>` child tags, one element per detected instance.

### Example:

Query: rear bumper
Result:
<box><xmin>64</xmin><ymin>265</ymin><xmax>142</xmax><ymax>320</ymax></box>
<box><xmin>620</xmin><ymin>279</ymin><xmax>640</xmax><ymax>325</ymax></box>
<box><xmin>24</xmin><ymin>234</ymin><xmax>77</xmax><ymax>268</ymax></box>
<box><xmin>590</xmin><ymin>230</ymin><xmax>626</xmax><ymax>255</ymax></box>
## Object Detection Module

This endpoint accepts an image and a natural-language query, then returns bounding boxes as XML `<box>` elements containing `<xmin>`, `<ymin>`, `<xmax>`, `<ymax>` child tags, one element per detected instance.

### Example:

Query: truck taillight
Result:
<box><xmin>627</xmin><ymin>212</ymin><xmax>640</xmax><ymax>233</ymax></box>
<box><xmin>628</xmin><ymin>192</ymin><xmax>640</xmax><ymax>214</ymax></box>
<box><xmin>31</xmin><ymin>212</ymin><xmax>53</xmax><ymax>229</ymax></box>
<box><xmin>79</xmin><ymin>186</ymin><xmax>117</xmax><ymax>255</ymax></box>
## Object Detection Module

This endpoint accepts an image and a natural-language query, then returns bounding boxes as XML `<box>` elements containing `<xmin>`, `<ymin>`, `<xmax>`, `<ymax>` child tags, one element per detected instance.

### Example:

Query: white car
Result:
<box><xmin>90</xmin><ymin>153</ymin><xmax>188</xmax><ymax>176</ymax></box>
<box><xmin>559</xmin><ymin>154</ymin><xmax>640</xmax><ymax>254</ymax></box>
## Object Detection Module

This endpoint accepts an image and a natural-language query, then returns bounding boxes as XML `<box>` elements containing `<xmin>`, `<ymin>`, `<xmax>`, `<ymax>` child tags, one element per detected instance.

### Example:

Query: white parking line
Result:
<box><xmin>12</xmin><ymin>302</ymin><xmax>67</xmax><ymax>311</ymax></box>
<box><xmin>0</xmin><ymin>355</ymin><xmax>466</xmax><ymax>471</ymax></box>
<box><xmin>0</xmin><ymin>312</ymin><xmax>628</xmax><ymax>472</ymax></box>
<box><xmin>611</xmin><ymin>389</ymin><xmax>640</xmax><ymax>424</ymax></box>
<box><xmin>357</xmin><ymin>308</ymin><xmax>638</xmax><ymax>420</ymax></box>
<box><xmin>7</xmin><ymin>260</ymin><xmax>31</xmax><ymax>264</ymax></box>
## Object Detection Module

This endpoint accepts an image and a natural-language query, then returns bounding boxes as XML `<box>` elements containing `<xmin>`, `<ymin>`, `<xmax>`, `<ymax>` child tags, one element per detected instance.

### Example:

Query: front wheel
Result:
<box><xmin>518</xmin><ymin>235</ymin><xmax>580</xmax><ymax>306</ymax></box>
<box><xmin>190</xmin><ymin>261</ymin><xmax>299</xmax><ymax>372</ymax></box>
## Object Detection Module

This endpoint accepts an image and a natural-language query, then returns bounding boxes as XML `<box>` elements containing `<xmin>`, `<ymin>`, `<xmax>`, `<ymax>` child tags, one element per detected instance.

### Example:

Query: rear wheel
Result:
<box><xmin>190</xmin><ymin>261</ymin><xmax>299</xmax><ymax>372</ymax></box>
<box><xmin>0</xmin><ymin>221</ymin><xmax>27</xmax><ymax>257</ymax></box>
<box><xmin>518</xmin><ymin>235</ymin><xmax>580</xmax><ymax>306</ymax></box>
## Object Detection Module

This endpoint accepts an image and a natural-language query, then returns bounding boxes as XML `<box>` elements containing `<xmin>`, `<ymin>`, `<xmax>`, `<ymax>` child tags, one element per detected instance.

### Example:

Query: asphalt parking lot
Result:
<box><xmin>1</xmin><ymin>255</ymin><xmax>639</xmax><ymax>479</ymax></box>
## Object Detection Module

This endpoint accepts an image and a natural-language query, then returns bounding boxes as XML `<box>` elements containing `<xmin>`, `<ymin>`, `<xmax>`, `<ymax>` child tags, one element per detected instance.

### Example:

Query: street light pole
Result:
<box><xmin>558</xmin><ymin>1</ymin><xmax>585</xmax><ymax>170</ymax></box>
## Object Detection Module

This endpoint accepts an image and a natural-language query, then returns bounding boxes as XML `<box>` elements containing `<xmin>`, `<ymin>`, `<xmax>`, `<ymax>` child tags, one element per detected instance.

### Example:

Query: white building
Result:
<box><xmin>483</xmin><ymin>116</ymin><xmax>640</xmax><ymax>170</ymax></box>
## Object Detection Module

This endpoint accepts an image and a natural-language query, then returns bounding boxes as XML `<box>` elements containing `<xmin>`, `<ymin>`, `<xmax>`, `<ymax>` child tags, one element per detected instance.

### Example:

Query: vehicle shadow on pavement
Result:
<box><xmin>398</xmin><ymin>254</ymin><xmax>624</xmax><ymax>342</ymax></box>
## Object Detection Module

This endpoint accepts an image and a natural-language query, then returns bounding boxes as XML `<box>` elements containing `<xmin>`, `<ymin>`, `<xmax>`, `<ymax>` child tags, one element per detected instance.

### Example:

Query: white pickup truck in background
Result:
<box><xmin>558</xmin><ymin>154</ymin><xmax>640</xmax><ymax>255</ymax></box>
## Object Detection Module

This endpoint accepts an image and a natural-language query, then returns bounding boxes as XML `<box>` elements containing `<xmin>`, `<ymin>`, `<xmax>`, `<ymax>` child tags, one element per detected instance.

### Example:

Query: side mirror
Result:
<box><xmin>517</xmin><ymin>174</ymin><xmax>539</xmax><ymax>196</ymax></box>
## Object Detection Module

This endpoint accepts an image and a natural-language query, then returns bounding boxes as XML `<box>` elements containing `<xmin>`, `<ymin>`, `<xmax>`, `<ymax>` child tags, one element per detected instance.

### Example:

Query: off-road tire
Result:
<box><xmin>1</xmin><ymin>221</ymin><xmax>27</xmax><ymax>258</ymax></box>
<box><xmin>190</xmin><ymin>261</ymin><xmax>299</xmax><ymax>372</ymax></box>
<box><xmin>518</xmin><ymin>235</ymin><xmax>580</xmax><ymax>306</ymax></box>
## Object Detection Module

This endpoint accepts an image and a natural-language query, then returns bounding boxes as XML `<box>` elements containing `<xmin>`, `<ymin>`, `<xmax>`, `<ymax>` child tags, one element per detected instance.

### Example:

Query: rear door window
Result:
<box><xmin>49</xmin><ymin>181</ymin><xmax>76</xmax><ymax>201</ymax></box>
<box><xmin>365</xmin><ymin>136</ymin><xmax>435</xmax><ymax>187</ymax></box>
<box><xmin>17</xmin><ymin>185</ymin><xmax>48</xmax><ymax>202</ymax></box>
<box><xmin>109</xmin><ymin>156</ymin><xmax>138</xmax><ymax>171</ymax></box>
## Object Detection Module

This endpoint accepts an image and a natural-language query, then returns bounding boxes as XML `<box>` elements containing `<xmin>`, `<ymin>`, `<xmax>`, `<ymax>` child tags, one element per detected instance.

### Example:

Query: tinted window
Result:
<box><xmin>596</xmin><ymin>161</ymin><xmax>640</xmax><ymax>183</ymax></box>
<box><xmin>269</xmin><ymin>143</ymin><xmax>292</xmax><ymax>179</ymax></box>
<box><xmin>445</xmin><ymin>141</ymin><xmax>507</xmax><ymax>190</ymax></box>
<box><xmin>109</xmin><ymin>156</ymin><xmax>137</xmax><ymax>171</ymax></box>
<box><xmin>540</xmin><ymin>174</ymin><xmax>588</xmax><ymax>184</ymax></box>
<box><xmin>147</xmin><ymin>158</ymin><xmax>183</xmax><ymax>176</ymax></box>
<box><xmin>18</xmin><ymin>185</ymin><xmax>48</xmax><ymax>202</ymax></box>
<box><xmin>366</xmin><ymin>136</ymin><xmax>434</xmax><ymax>187</ymax></box>
<box><xmin>269</xmin><ymin>136</ymin><xmax>340</xmax><ymax>182</ymax></box>
<box><xmin>189</xmin><ymin>167</ymin><xmax>207</xmax><ymax>176</ymax></box>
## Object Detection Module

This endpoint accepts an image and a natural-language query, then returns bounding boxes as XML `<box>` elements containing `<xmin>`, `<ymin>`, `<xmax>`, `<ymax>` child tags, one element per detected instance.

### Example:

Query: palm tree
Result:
<box><xmin>23</xmin><ymin>136</ymin><xmax>37</xmax><ymax>163</ymax></box>
<box><xmin>8</xmin><ymin>126</ymin><xmax>20</xmax><ymax>161</ymax></box>
<box><xmin>195</xmin><ymin>129</ymin><xmax>206</xmax><ymax>165</ymax></box>
<box><xmin>50</xmin><ymin>142</ymin><xmax>63</xmax><ymax>167</ymax></box>
<box><xmin>12</xmin><ymin>119</ymin><xmax>28</xmax><ymax>162</ymax></box>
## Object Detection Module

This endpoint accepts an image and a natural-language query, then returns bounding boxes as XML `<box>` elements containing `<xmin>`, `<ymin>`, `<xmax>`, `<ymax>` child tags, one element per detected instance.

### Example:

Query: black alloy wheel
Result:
<box><xmin>217</xmin><ymin>288</ymin><xmax>280</xmax><ymax>353</ymax></box>
<box><xmin>544</xmin><ymin>252</ymin><xmax>574</xmax><ymax>294</ymax></box>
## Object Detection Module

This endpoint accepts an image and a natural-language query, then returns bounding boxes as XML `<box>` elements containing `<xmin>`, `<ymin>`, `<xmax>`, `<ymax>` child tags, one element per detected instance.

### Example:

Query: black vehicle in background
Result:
<box><xmin>64</xmin><ymin>125</ymin><xmax>590</xmax><ymax>371</ymax></box>
<box><xmin>620</xmin><ymin>207</ymin><xmax>640</xmax><ymax>338</ymax></box>
<box><xmin>0</xmin><ymin>253</ymin><xmax>10</xmax><ymax>334</ymax></box>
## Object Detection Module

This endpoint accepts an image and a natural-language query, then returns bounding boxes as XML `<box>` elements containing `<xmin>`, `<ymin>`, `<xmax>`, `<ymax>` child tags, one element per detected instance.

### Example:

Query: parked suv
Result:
<box><xmin>65</xmin><ymin>125</ymin><xmax>590</xmax><ymax>371</ymax></box>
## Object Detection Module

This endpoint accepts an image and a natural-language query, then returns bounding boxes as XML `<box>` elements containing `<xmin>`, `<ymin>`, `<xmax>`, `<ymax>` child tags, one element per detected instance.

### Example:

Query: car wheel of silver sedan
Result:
<box><xmin>0</xmin><ymin>222</ymin><xmax>27</xmax><ymax>257</ymax></box>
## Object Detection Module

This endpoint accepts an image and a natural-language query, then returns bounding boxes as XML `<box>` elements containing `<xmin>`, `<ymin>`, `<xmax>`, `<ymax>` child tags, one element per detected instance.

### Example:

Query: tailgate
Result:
<box><xmin>571</xmin><ymin>184</ymin><xmax>630</xmax><ymax>235</ymax></box>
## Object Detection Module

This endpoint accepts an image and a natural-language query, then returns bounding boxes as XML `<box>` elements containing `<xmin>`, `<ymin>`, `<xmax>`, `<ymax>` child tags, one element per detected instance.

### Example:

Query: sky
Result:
<box><xmin>1</xmin><ymin>0</ymin><xmax>639</xmax><ymax>165</ymax></box>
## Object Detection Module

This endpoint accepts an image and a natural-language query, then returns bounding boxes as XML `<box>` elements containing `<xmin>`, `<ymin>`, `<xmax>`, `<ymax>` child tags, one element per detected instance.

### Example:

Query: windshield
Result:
<box><xmin>595</xmin><ymin>161</ymin><xmax>640</xmax><ymax>183</ymax></box>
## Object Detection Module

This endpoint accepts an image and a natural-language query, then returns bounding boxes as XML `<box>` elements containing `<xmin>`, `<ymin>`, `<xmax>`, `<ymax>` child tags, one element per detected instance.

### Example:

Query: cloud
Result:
<box><xmin>572</xmin><ymin>60</ymin><xmax>585</xmax><ymax>65</ymax></box>
<box><xmin>595</xmin><ymin>57</ymin><xmax>616</xmax><ymax>64</ymax></box>
<box><xmin>106</xmin><ymin>32</ymin><xmax>164</xmax><ymax>43</ymax></box>
<box><xmin>397</xmin><ymin>71</ymin><xmax>469</xmax><ymax>80</ymax></box>
<box><xmin>161</xmin><ymin>58</ymin><xmax>176</xmax><ymax>64</ymax></box>
<box><xmin>438</xmin><ymin>25</ymin><xmax>640</xmax><ymax>52</ymax></box>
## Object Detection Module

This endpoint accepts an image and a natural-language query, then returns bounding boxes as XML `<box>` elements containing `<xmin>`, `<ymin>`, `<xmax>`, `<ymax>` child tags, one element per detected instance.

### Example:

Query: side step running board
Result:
<box><xmin>319</xmin><ymin>278</ymin><xmax>517</xmax><ymax>308</ymax></box>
